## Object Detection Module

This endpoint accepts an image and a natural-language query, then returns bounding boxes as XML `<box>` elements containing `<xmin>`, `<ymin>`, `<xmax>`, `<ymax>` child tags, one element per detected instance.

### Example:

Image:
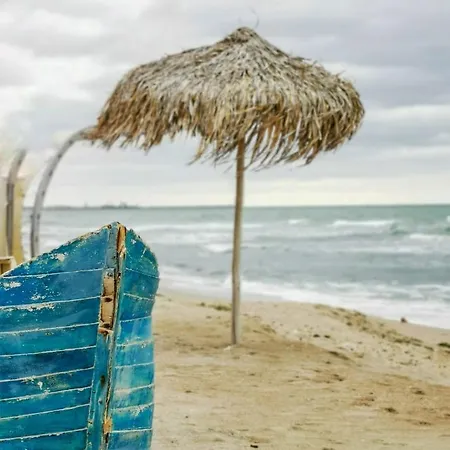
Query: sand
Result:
<box><xmin>152</xmin><ymin>291</ymin><xmax>450</xmax><ymax>449</ymax></box>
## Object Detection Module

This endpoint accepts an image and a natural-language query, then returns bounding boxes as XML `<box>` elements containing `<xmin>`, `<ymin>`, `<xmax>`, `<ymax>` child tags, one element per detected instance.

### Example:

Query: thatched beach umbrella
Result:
<box><xmin>88</xmin><ymin>27</ymin><xmax>364</xmax><ymax>345</ymax></box>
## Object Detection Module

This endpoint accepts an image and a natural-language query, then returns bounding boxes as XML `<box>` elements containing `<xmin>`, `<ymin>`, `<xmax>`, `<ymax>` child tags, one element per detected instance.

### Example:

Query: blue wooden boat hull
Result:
<box><xmin>0</xmin><ymin>222</ymin><xmax>159</xmax><ymax>449</ymax></box>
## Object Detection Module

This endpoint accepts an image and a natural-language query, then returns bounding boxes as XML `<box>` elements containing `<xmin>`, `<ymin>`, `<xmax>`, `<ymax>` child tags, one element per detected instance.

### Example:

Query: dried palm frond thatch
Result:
<box><xmin>89</xmin><ymin>27</ymin><xmax>365</xmax><ymax>345</ymax></box>
<box><xmin>90</xmin><ymin>27</ymin><xmax>363</xmax><ymax>166</ymax></box>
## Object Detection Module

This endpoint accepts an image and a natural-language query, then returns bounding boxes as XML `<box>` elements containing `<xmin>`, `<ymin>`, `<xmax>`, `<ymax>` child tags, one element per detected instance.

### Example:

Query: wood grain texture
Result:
<box><xmin>0</xmin><ymin>223</ymin><xmax>159</xmax><ymax>449</ymax></box>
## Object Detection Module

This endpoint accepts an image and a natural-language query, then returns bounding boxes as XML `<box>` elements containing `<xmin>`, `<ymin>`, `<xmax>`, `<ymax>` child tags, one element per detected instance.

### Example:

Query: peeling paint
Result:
<box><xmin>20</xmin><ymin>302</ymin><xmax>56</xmax><ymax>311</ymax></box>
<box><xmin>0</xmin><ymin>222</ymin><xmax>159</xmax><ymax>449</ymax></box>
<box><xmin>2</xmin><ymin>281</ymin><xmax>21</xmax><ymax>288</ymax></box>
<box><xmin>53</xmin><ymin>253</ymin><xmax>67</xmax><ymax>262</ymax></box>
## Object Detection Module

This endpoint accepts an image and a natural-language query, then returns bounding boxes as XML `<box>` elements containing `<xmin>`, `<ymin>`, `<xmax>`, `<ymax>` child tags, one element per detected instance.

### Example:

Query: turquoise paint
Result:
<box><xmin>0</xmin><ymin>368</ymin><xmax>94</xmax><ymax>401</ymax></box>
<box><xmin>0</xmin><ymin>223</ymin><xmax>159</xmax><ymax>449</ymax></box>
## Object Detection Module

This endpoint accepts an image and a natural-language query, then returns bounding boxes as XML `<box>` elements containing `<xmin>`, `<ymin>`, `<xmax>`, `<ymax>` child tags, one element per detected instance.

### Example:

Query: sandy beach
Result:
<box><xmin>152</xmin><ymin>291</ymin><xmax>450</xmax><ymax>449</ymax></box>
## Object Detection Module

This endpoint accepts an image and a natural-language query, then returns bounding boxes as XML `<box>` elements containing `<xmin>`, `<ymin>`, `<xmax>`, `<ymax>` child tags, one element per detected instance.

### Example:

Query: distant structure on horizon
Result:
<box><xmin>27</xmin><ymin>202</ymin><xmax>143</xmax><ymax>211</ymax></box>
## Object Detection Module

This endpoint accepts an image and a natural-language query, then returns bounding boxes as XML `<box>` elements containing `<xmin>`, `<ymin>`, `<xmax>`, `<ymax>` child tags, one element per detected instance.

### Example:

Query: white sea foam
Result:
<box><xmin>345</xmin><ymin>245</ymin><xmax>429</xmax><ymax>255</ymax></box>
<box><xmin>203</xmin><ymin>243</ymin><xmax>234</xmax><ymax>254</ymax></box>
<box><xmin>159</xmin><ymin>266</ymin><xmax>450</xmax><ymax>329</ymax></box>
<box><xmin>409</xmin><ymin>233</ymin><xmax>448</xmax><ymax>242</ymax></box>
<box><xmin>288</xmin><ymin>218</ymin><xmax>309</xmax><ymax>225</ymax></box>
<box><xmin>331</xmin><ymin>219</ymin><xmax>395</xmax><ymax>228</ymax></box>
<box><xmin>22</xmin><ymin>205</ymin><xmax>450</xmax><ymax>331</ymax></box>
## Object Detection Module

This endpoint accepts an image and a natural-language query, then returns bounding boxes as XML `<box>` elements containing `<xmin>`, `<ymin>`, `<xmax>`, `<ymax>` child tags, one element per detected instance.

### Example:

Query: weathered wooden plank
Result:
<box><xmin>6</xmin><ymin>226</ymin><xmax>110</xmax><ymax>277</ymax></box>
<box><xmin>85</xmin><ymin>324</ymin><xmax>113</xmax><ymax>450</ymax></box>
<box><xmin>114</xmin><ymin>363</ymin><xmax>155</xmax><ymax>390</ymax></box>
<box><xmin>111</xmin><ymin>385</ymin><xmax>154</xmax><ymax>409</ymax></box>
<box><xmin>0</xmin><ymin>222</ymin><xmax>160</xmax><ymax>449</ymax></box>
<box><xmin>124</xmin><ymin>228</ymin><xmax>158</xmax><ymax>277</ymax></box>
<box><xmin>108</xmin><ymin>429</ymin><xmax>153</xmax><ymax>450</ymax></box>
<box><xmin>0</xmin><ymin>324</ymin><xmax>98</xmax><ymax>356</ymax></box>
<box><xmin>0</xmin><ymin>429</ymin><xmax>87</xmax><ymax>450</ymax></box>
<box><xmin>111</xmin><ymin>404</ymin><xmax>154</xmax><ymax>431</ymax></box>
<box><xmin>0</xmin><ymin>298</ymin><xmax>99</xmax><ymax>333</ymax></box>
<box><xmin>118</xmin><ymin>294</ymin><xmax>155</xmax><ymax>321</ymax></box>
<box><xmin>102</xmin><ymin>225</ymin><xmax>158</xmax><ymax>449</ymax></box>
<box><xmin>0</xmin><ymin>368</ymin><xmax>94</xmax><ymax>400</ymax></box>
<box><xmin>0</xmin><ymin>257</ymin><xmax>16</xmax><ymax>275</ymax></box>
<box><xmin>121</xmin><ymin>269</ymin><xmax>159</xmax><ymax>299</ymax></box>
<box><xmin>0</xmin><ymin>404</ymin><xmax>89</xmax><ymax>440</ymax></box>
<box><xmin>85</xmin><ymin>223</ymin><xmax>120</xmax><ymax>450</ymax></box>
<box><xmin>0</xmin><ymin>347</ymin><xmax>96</xmax><ymax>381</ymax></box>
<box><xmin>117</xmin><ymin>317</ymin><xmax>152</xmax><ymax>344</ymax></box>
<box><xmin>115</xmin><ymin>340</ymin><xmax>154</xmax><ymax>367</ymax></box>
<box><xmin>0</xmin><ymin>387</ymin><xmax>91</xmax><ymax>419</ymax></box>
<box><xmin>0</xmin><ymin>269</ymin><xmax>104</xmax><ymax>306</ymax></box>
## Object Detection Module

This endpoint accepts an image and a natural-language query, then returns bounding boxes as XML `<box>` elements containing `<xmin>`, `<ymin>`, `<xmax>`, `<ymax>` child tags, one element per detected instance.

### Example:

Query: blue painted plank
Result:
<box><xmin>0</xmin><ymin>404</ymin><xmax>89</xmax><ymax>440</ymax></box>
<box><xmin>5</xmin><ymin>226</ymin><xmax>110</xmax><ymax>277</ymax></box>
<box><xmin>114</xmin><ymin>363</ymin><xmax>154</xmax><ymax>390</ymax></box>
<box><xmin>0</xmin><ymin>324</ymin><xmax>98</xmax><ymax>356</ymax></box>
<box><xmin>108</xmin><ymin>429</ymin><xmax>153</xmax><ymax>450</ymax></box>
<box><xmin>116</xmin><ymin>340</ymin><xmax>154</xmax><ymax>367</ymax></box>
<box><xmin>0</xmin><ymin>347</ymin><xmax>96</xmax><ymax>381</ymax></box>
<box><xmin>0</xmin><ymin>368</ymin><xmax>94</xmax><ymax>400</ymax></box>
<box><xmin>111</xmin><ymin>385</ymin><xmax>154</xmax><ymax>409</ymax></box>
<box><xmin>121</xmin><ymin>269</ymin><xmax>159</xmax><ymax>299</ymax></box>
<box><xmin>0</xmin><ymin>222</ymin><xmax>160</xmax><ymax>449</ymax></box>
<box><xmin>118</xmin><ymin>294</ymin><xmax>155</xmax><ymax>321</ymax></box>
<box><xmin>102</xmin><ymin>226</ymin><xmax>159</xmax><ymax>449</ymax></box>
<box><xmin>124</xmin><ymin>229</ymin><xmax>158</xmax><ymax>277</ymax></box>
<box><xmin>0</xmin><ymin>429</ymin><xmax>87</xmax><ymax>450</ymax></box>
<box><xmin>0</xmin><ymin>386</ymin><xmax>91</xmax><ymax>419</ymax></box>
<box><xmin>111</xmin><ymin>404</ymin><xmax>154</xmax><ymax>431</ymax></box>
<box><xmin>0</xmin><ymin>269</ymin><xmax>104</xmax><ymax>306</ymax></box>
<box><xmin>85</xmin><ymin>223</ymin><xmax>120</xmax><ymax>450</ymax></box>
<box><xmin>85</xmin><ymin>323</ymin><xmax>114</xmax><ymax>450</ymax></box>
<box><xmin>117</xmin><ymin>317</ymin><xmax>152</xmax><ymax>344</ymax></box>
<box><xmin>0</xmin><ymin>298</ymin><xmax>100</xmax><ymax>332</ymax></box>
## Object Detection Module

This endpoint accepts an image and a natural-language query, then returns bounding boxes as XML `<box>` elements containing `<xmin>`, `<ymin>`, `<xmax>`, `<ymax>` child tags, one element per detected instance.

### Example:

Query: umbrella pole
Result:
<box><xmin>231</xmin><ymin>139</ymin><xmax>245</xmax><ymax>345</ymax></box>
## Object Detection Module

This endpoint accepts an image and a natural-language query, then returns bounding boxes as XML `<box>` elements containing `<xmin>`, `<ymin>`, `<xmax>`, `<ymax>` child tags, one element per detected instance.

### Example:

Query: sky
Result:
<box><xmin>0</xmin><ymin>0</ymin><xmax>449</xmax><ymax>207</ymax></box>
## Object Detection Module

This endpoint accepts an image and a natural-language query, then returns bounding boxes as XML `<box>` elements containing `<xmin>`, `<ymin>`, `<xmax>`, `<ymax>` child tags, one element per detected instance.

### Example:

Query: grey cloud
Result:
<box><xmin>7</xmin><ymin>95</ymin><xmax>98</xmax><ymax>149</ymax></box>
<box><xmin>82</xmin><ymin>2</ymin><xmax>450</xmax><ymax>111</ymax></box>
<box><xmin>2</xmin><ymin>0</ymin><xmax>450</xmax><ymax>188</ymax></box>
<box><xmin>349</xmin><ymin>119</ymin><xmax>450</xmax><ymax>149</ymax></box>
<box><xmin>2</xmin><ymin>0</ymin><xmax>105</xmax><ymax>19</ymax></box>
<box><xmin>0</xmin><ymin>60</ymin><xmax>31</xmax><ymax>86</ymax></box>
<box><xmin>0</xmin><ymin>2</ymin><xmax>108</xmax><ymax>57</ymax></box>
<box><xmin>357</xmin><ymin>79</ymin><xmax>450</xmax><ymax>108</ymax></box>
<box><xmin>0</xmin><ymin>28</ymin><xmax>101</xmax><ymax>58</ymax></box>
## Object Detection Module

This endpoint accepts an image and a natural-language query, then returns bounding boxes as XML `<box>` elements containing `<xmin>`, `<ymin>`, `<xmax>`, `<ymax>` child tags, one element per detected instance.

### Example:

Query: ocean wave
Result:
<box><xmin>345</xmin><ymin>245</ymin><xmax>429</xmax><ymax>255</ymax></box>
<box><xmin>204</xmin><ymin>243</ymin><xmax>234</xmax><ymax>254</ymax></box>
<box><xmin>409</xmin><ymin>233</ymin><xmax>450</xmax><ymax>242</ymax></box>
<box><xmin>331</xmin><ymin>219</ymin><xmax>396</xmax><ymax>228</ymax></box>
<box><xmin>288</xmin><ymin>218</ymin><xmax>309</xmax><ymax>225</ymax></box>
<box><xmin>134</xmin><ymin>222</ymin><xmax>231</xmax><ymax>232</ymax></box>
<box><xmin>134</xmin><ymin>222</ymin><xmax>263</xmax><ymax>232</ymax></box>
<box><xmin>321</xmin><ymin>220</ymin><xmax>449</xmax><ymax>240</ymax></box>
<box><xmin>150</xmin><ymin>231</ymin><xmax>230</xmax><ymax>246</ymax></box>
<box><xmin>159</xmin><ymin>267</ymin><xmax>450</xmax><ymax>328</ymax></box>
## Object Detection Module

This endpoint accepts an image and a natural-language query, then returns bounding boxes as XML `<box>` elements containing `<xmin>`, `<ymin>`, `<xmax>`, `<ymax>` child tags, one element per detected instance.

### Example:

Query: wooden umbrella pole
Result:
<box><xmin>231</xmin><ymin>139</ymin><xmax>245</xmax><ymax>345</ymax></box>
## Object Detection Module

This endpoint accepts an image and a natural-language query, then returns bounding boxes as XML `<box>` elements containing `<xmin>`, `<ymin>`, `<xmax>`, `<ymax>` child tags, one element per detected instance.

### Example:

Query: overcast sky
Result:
<box><xmin>1</xmin><ymin>0</ymin><xmax>449</xmax><ymax>206</ymax></box>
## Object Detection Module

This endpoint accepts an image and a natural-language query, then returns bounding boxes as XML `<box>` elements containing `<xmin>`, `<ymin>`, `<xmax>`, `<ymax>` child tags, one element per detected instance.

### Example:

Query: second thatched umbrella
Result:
<box><xmin>88</xmin><ymin>27</ymin><xmax>365</xmax><ymax>345</ymax></box>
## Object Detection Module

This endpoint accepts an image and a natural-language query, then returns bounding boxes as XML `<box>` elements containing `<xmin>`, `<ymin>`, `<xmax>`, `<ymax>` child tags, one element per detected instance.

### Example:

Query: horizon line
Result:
<box><xmin>23</xmin><ymin>202</ymin><xmax>450</xmax><ymax>210</ymax></box>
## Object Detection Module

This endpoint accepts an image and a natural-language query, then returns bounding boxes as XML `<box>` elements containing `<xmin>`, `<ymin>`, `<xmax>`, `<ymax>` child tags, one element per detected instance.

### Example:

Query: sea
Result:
<box><xmin>22</xmin><ymin>204</ymin><xmax>450</xmax><ymax>329</ymax></box>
